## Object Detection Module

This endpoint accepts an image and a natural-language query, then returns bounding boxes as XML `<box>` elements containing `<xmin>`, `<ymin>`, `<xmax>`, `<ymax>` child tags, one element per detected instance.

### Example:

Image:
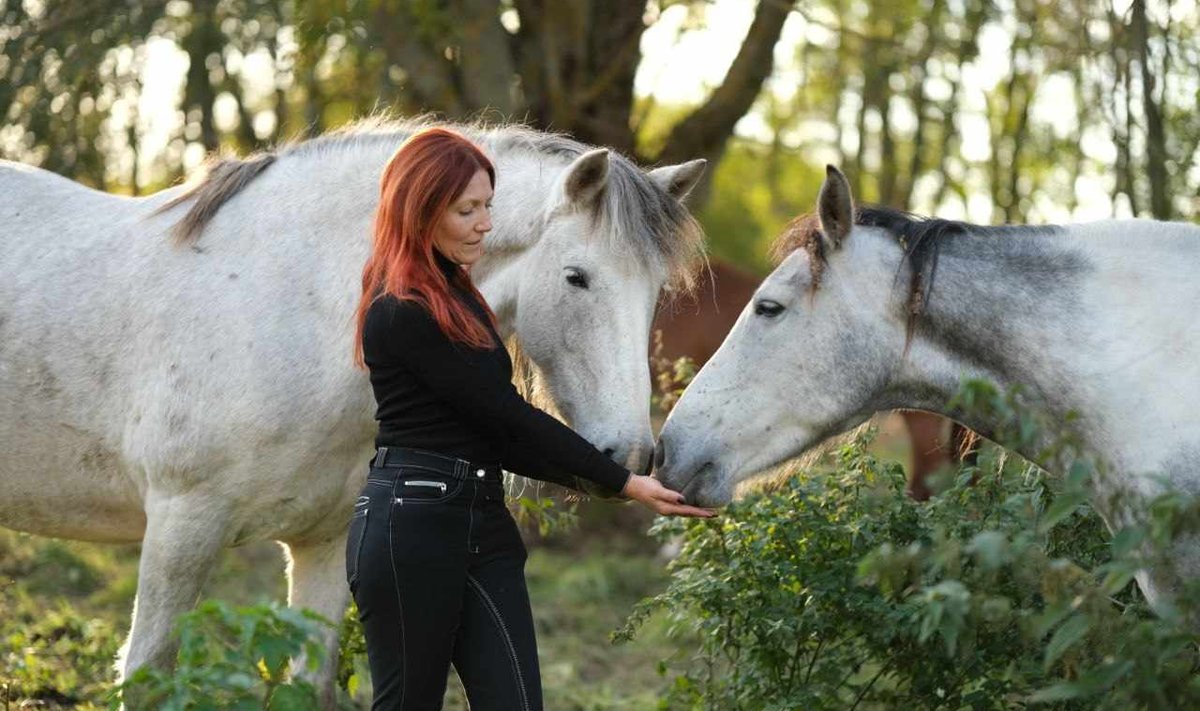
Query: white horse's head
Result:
<box><xmin>477</xmin><ymin>141</ymin><xmax>707</xmax><ymax>479</ymax></box>
<box><xmin>656</xmin><ymin>166</ymin><xmax>911</xmax><ymax>505</ymax></box>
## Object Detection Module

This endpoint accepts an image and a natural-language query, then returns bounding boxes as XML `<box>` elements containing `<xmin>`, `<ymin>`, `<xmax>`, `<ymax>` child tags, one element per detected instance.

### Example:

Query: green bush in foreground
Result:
<box><xmin>618</xmin><ymin>381</ymin><xmax>1200</xmax><ymax>710</ymax></box>
<box><xmin>111</xmin><ymin>600</ymin><xmax>331</xmax><ymax>710</ymax></box>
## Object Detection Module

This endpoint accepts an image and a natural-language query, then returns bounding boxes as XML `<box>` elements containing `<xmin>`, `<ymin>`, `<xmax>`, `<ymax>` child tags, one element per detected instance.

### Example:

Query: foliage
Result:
<box><xmin>620</xmin><ymin>380</ymin><xmax>1200</xmax><ymax>710</ymax></box>
<box><xmin>1</xmin><ymin>532</ymin><xmax>136</xmax><ymax>710</ymax></box>
<box><xmin>111</xmin><ymin>600</ymin><xmax>331</xmax><ymax>711</ymax></box>
<box><xmin>1</xmin><ymin>597</ymin><xmax>122</xmax><ymax>710</ymax></box>
<box><xmin>511</xmin><ymin>494</ymin><xmax>581</xmax><ymax>538</ymax></box>
<box><xmin>651</xmin><ymin>328</ymin><xmax>699</xmax><ymax>413</ymax></box>
<box><xmin>696</xmin><ymin>140</ymin><xmax>825</xmax><ymax>272</ymax></box>
<box><xmin>6</xmin><ymin>1</ymin><xmax>1199</xmax><ymax>229</ymax></box>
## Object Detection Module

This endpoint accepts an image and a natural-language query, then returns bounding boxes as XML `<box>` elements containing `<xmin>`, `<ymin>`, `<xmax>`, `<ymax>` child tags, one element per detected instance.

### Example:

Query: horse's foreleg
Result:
<box><xmin>284</xmin><ymin>535</ymin><xmax>350</xmax><ymax>710</ymax></box>
<box><xmin>115</xmin><ymin>491</ymin><xmax>231</xmax><ymax>704</ymax></box>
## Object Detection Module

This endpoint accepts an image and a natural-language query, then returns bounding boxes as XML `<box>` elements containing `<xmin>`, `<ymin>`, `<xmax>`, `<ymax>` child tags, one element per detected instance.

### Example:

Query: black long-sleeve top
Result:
<box><xmin>362</xmin><ymin>251</ymin><xmax>632</xmax><ymax>495</ymax></box>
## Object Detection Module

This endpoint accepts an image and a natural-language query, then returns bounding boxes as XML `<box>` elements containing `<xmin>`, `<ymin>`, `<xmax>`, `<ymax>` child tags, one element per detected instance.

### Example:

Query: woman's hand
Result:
<box><xmin>621</xmin><ymin>475</ymin><xmax>716</xmax><ymax>518</ymax></box>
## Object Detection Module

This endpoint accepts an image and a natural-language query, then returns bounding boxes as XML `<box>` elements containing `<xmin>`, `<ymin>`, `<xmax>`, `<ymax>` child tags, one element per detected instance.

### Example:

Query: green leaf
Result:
<box><xmin>1110</xmin><ymin>526</ymin><xmax>1146</xmax><ymax>557</ymax></box>
<box><xmin>267</xmin><ymin>683</ymin><xmax>319</xmax><ymax>711</ymax></box>
<box><xmin>1028</xmin><ymin>680</ymin><xmax>1087</xmax><ymax>702</ymax></box>
<box><xmin>1029</xmin><ymin>660</ymin><xmax>1134</xmax><ymax>702</ymax></box>
<box><xmin>965</xmin><ymin>531</ymin><xmax>1010</xmax><ymax>570</ymax></box>
<box><xmin>1043</xmin><ymin>614</ymin><xmax>1090</xmax><ymax>671</ymax></box>
<box><xmin>1038</xmin><ymin>490</ymin><xmax>1088</xmax><ymax>533</ymax></box>
<box><xmin>1097</xmin><ymin>560</ymin><xmax>1140</xmax><ymax>595</ymax></box>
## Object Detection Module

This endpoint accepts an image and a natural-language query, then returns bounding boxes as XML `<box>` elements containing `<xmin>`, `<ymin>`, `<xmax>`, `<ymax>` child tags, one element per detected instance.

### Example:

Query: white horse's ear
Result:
<box><xmin>648</xmin><ymin>159</ymin><xmax>707</xmax><ymax>201</ymax></box>
<box><xmin>562</xmin><ymin>149</ymin><xmax>611</xmax><ymax>207</ymax></box>
<box><xmin>817</xmin><ymin>164</ymin><xmax>854</xmax><ymax>251</ymax></box>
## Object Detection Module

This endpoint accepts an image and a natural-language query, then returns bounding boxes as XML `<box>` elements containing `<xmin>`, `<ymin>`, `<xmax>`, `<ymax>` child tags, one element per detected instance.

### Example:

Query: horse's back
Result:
<box><xmin>0</xmin><ymin>160</ymin><xmax>155</xmax><ymax>277</ymax></box>
<box><xmin>0</xmin><ymin>159</ymin><xmax>130</xmax><ymax>221</ymax></box>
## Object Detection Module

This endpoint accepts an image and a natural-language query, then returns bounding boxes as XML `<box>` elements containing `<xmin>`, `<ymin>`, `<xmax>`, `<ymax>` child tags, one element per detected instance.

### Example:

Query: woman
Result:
<box><xmin>347</xmin><ymin>127</ymin><xmax>712</xmax><ymax>711</ymax></box>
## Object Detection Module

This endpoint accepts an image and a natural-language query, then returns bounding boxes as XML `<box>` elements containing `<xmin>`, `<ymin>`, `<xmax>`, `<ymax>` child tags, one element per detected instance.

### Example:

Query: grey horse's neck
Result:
<box><xmin>879</xmin><ymin>223</ymin><xmax>1087</xmax><ymax>434</ymax></box>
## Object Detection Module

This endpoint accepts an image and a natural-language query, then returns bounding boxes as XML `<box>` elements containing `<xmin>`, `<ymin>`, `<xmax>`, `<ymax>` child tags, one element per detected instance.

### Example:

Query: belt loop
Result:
<box><xmin>455</xmin><ymin>458</ymin><xmax>467</xmax><ymax>478</ymax></box>
<box><xmin>375</xmin><ymin>446</ymin><xmax>389</xmax><ymax>467</ymax></box>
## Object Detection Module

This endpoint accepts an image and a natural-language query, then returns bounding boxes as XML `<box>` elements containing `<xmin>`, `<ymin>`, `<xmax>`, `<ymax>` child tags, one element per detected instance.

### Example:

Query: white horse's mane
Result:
<box><xmin>154</xmin><ymin>114</ymin><xmax>704</xmax><ymax>289</ymax></box>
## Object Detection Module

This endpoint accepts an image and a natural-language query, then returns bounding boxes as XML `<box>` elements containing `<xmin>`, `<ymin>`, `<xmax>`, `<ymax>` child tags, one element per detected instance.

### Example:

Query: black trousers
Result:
<box><xmin>346</xmin><ymin>447</ymin><xmax>543</xmax><ymax>711</ymax></box>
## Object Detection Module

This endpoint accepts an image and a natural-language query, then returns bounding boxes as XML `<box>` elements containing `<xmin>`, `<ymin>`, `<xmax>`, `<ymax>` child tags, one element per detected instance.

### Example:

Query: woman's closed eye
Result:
<box><xmin>459</xmin><ymin>202</ymin><xmax>492</xmax><ymax>217</ymax></box>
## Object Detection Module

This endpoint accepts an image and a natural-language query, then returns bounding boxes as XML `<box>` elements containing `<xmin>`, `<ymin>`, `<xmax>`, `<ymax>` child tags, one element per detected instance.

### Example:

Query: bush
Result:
<box><xmin>618</xmin><ymin>381</ymin><xmax>1200</xmax><ymax>710</ymax></box>
<box><xmin>112</xmin><ymin>600</ymin><xmax>332</xmax><ymax>710</ymax></box>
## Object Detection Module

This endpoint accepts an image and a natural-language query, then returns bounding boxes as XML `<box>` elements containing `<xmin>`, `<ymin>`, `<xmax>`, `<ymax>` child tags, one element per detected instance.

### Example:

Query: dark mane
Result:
<box><xmin>771</xmin><ymin>205</ymin><xmax>1049</xmax><ymax>333</ymax></box>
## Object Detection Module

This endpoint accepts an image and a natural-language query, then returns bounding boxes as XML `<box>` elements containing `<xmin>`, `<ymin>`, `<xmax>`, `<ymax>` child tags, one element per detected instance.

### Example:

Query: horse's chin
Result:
<box><xmin>678</xmin><ymin>463</ymin><xmax>735</xmax><ymax>508</ymax></box>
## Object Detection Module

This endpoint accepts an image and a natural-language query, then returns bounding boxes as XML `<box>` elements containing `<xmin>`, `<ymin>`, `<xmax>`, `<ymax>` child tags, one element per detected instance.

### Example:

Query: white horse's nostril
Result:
<box><xmin>653</xmin><ymin>439</ymin><xmax>667</xmax><ymax>470</ymax></box>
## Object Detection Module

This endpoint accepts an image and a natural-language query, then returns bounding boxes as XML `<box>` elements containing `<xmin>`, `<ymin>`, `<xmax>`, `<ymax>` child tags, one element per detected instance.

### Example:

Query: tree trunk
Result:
<box><xmin>901</xmin><ymin>0</ymin><xmax>945</xmax><ymax>210</ymax></box>
<box><xmin>455</xmin><ymin>0</ymin><xmax>518</xmax><ymax>117</ymax></box>
<box><xmin>181</xmin><ymin>0</ymin><xmax>223</xmax><ymax>152</ymax></box>
<box><xmin>1132</xmin><ymin>0</ymin><xmax>1170</xmax><ymax>218</ymax></box>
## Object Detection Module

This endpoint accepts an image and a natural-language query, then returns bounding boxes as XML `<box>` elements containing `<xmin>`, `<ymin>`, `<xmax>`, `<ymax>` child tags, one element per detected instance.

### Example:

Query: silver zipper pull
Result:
<box><xmin>403</xmin><ymin>480</ymin><xmax>448</xmax><ymax>492</ymax></box>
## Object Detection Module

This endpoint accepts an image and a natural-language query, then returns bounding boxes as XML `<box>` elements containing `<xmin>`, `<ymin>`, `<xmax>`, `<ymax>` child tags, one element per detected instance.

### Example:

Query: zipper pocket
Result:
<box><xmin>403</xmin><ymin>480</ymin><xmax>448</xmax><ymax>492</ymax></box>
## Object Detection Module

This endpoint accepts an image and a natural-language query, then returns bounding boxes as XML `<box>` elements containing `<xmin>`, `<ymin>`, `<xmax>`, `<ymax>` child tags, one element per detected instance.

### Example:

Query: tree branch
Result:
<box><xmin>654</xmin><ymin>0</ymin><xmax>797</xmax><ymax>165</ymax></box>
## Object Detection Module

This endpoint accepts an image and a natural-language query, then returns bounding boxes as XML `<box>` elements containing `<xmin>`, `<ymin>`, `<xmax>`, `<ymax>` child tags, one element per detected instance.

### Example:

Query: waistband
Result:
<box><xmin>372</xmin><ymin>446</ymin><xmax>504</xmax><ymax>483</ymax></box>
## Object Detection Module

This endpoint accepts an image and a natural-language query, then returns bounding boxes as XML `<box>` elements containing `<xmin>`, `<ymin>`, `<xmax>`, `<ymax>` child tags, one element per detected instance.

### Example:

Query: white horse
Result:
<box><xmin>0</xmin><ymin>117</ymin><xmax>705</xmax><ymax>705</ymax></box>
<box><xmin>656</xmin><ymin>165</ymin><xmax>1200</xmax><ymax>614</ymax></box>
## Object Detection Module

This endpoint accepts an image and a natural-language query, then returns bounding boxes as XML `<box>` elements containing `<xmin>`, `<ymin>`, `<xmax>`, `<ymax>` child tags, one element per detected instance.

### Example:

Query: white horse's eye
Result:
<box><xmin>754</xmin><ymin>299</ymin><xmax>785</xmax><ymax>317</ymax></box>
<box><xmin>564</xmin><ymin>267</ymin><xmax>589</xmax><ymax>289</ymax></box>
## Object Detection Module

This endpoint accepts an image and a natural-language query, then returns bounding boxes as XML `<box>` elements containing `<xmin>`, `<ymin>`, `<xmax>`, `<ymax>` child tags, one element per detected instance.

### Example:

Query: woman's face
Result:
<box><xmin>432</xmin><ymin>168</ymin><xmax>493</xmax><ymax>266</ymax></box>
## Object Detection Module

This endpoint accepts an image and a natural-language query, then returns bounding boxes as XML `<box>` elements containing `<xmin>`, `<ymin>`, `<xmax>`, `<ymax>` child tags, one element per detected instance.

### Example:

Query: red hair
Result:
<box><xmin>353</xmin><ymin>128</ymin><xmax>498</xmax><ymax>367</ymax></box>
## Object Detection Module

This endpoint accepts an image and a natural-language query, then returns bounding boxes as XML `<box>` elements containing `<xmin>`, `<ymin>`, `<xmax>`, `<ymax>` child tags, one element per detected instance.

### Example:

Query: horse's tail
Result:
<box><xmin>149</xmin><ymin>152</ymin><xmax>277</xmax><ymax>246</ymax></box>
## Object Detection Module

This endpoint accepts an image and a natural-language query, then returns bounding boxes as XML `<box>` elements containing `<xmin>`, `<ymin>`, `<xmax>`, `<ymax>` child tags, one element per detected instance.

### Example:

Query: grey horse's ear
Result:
<box><xmin>562</xmin><ymin>149</ymin><xmax>610</xmax><ymax>207</ymax></box>
<box><xmin>647</xmin><ymin>159</ymin><xmax>707</xmax><ymax>201</ymax></box>
<box><xmin>817</xmin><ymin>164</ymin><xmax>854</xmax><ymax>251</ymax></box>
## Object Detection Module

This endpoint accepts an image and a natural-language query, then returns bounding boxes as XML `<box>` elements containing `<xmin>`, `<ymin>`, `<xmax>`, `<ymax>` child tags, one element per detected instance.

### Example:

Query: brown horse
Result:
<box><xmin>899</xmin><ymin>412</ymin><xmax>975</xmax><ymax>500</ymax></box>
<box><xmin>652</xmin><ymin>258</ymin><xmax>760</xmax><ymax>371</ymax></box>
<box><xmin>652</xmin><ymin>259</ymin><xmax>969</xmax><ymax>498</ymax></box>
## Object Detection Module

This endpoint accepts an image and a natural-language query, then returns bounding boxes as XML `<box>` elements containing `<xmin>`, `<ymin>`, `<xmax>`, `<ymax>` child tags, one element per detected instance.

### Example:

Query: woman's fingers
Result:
<box><xmin>651</xmin><ymin>492</ymin><xmax>715</xmax><ymax>517</ymax></box>
<box><xmin>646</xmin><ymin>480</ymin><xmax>709</xmax><ymax>515</ymax></box>
<box><xmin>644</xmin><ymin>477</ymin><xmax>686</xmax><ymax>502</ymax></box>
<box><xmin>657</xmin><ymin>502</ymin><xmax>717</xmax><ymax>518</ymax></box>
<box><xmin>624</xmin><ymin>475</ymin><xmax>717</xmax><ymax>517</ymax></box>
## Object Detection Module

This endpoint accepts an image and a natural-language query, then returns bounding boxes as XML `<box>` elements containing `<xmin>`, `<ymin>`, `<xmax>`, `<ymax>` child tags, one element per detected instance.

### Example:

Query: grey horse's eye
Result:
<box><xmin>754</xmin><ymin>299</ymin><xmax>785</xmax><ymax>317</ymax></box>
<box><xmin>565</xmin><ymin>267</ymin><xmax>589</xmax><ymax>289</ymax></box>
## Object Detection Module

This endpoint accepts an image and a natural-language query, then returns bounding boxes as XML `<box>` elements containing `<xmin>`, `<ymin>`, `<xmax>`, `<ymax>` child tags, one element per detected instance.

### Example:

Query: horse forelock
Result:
<box><xmin>770</xmin><ymin>213</ymin><xmax>827</xmax><ymax>290</ymax></box>
<box><xmin>489</xmin><ymin>127</ymin><xmax>704</xmax><ymax>292</ymax></box>
<box><xmin>150</xmin><ymin>113</ymin><xmax>704</xmax><ymax>291</ymax></box>
<box><xmin>599</xmin><ymin>152</ymin><xmax>705</xmax><ymax>293</ymax></box>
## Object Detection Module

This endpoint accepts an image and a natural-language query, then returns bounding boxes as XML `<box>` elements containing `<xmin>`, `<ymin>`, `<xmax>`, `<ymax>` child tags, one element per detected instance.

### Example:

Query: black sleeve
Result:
<box><xmin>368</xmin><ymin>297</ymin><xmax>632</xmax><ymax>495</ymax></box>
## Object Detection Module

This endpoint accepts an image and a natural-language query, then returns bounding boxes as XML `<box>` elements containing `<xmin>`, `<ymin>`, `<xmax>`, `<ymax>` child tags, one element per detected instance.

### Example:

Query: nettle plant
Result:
<box><xmin>619</xmin><ymin>380</ymin><xmax>1200</xmax><ymax>710</ymax></box>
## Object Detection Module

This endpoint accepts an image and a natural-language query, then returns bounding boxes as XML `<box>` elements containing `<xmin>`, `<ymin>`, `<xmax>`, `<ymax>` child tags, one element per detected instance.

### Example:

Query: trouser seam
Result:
<box><xmin>466</xmin><ymin>572</ymin><xmax>530</xmax><ymax>711</ymax></box>
<box><xmin>466</xmin><ymin>482</ymin><xmax>479</xmax><ymax>553</ymax></box>
<box><xmin>388</xmin><ymin>496</ymin><xmax>407</xmax><ymax>710</ymax></box>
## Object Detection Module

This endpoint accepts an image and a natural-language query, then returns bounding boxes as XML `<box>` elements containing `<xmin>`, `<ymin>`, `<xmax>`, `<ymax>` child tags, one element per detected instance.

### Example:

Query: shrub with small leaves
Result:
<box><xmin>620</xmin><ymin>380</ymin><xmax>1200</xmax><ymax>710</ymax></box>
